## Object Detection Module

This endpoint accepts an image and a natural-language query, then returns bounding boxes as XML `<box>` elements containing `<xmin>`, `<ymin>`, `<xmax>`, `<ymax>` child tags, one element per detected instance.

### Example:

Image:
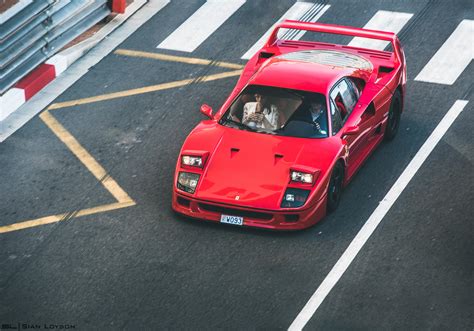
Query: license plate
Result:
<box><xmin>220</xmin><ymin>214</ymin><xmax>243</xmax><ymax>226</ymax></box>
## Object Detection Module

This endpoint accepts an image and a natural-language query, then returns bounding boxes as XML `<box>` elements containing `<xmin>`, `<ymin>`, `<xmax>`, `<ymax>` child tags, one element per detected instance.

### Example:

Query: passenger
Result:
<box><xmin>242</xmin><ymin>93</ymin><xmax>279</xmax><ymax>130</ymax></box>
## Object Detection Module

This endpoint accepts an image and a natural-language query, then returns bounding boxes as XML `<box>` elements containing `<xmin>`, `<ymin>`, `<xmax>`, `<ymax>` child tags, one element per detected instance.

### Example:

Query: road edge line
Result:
<box><xmin>288</xmin><ymin>99</ymin><xmax>468</xmax><ymax>331</ymax></box>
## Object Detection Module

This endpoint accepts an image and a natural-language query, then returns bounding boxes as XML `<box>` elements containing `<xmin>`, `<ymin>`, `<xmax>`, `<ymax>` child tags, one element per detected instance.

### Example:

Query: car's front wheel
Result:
<box><xmin>327</xmin><ymin>161</ymin><xmax>344</xmax><ymax>213</ymax></box>
<box><xmin>384</xmin><ymin>90</ymin><xmax>402</xmax><ymax>141</ymax></box>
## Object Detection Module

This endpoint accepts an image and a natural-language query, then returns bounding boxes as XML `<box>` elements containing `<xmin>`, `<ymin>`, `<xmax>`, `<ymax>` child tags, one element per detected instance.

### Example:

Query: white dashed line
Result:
<box><xmin>289</xmin><ymin>99</ymin><xmax>469</xmax><ymax>331</ymax></box>
<box><xmin>241</xmin><ymin>2</ymin><xmax>330</xmax><ymax>60</ymax></box>
<box><xmin>348</xmin><ymin>10</ymin><xmax>413</xmax><ymax>50</ymax></box>
<box><xmin>157</xmin><ymin>0</ymin><xmax>246</xmax><ymax>52</ymax></box>
<box><xmin>415</xmin><ymin>19</ymin><xmax>473</xmax><ymax>85</ymax></box>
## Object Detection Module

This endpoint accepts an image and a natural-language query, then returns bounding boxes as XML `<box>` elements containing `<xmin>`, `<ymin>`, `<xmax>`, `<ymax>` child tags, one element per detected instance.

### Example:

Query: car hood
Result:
<box><xmin>184</xmin><ymin>122</ymin><xmax>340</xmax><ymax>210</ymax></box>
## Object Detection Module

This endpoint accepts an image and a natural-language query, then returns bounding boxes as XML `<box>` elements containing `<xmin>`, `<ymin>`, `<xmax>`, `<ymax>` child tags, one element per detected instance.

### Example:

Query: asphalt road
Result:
<box><xmin>1</xmin><ymin>0</ymin><xmax>473</xmax><ymax>329</ymax></box>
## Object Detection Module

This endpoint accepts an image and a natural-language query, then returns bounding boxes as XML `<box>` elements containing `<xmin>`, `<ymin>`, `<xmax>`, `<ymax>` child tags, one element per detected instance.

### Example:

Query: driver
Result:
<box><xmin>242</xmin><ymin>93</ymin><xmax>279</xmax><ymax>130</ymax></box>
<box><xmin>291</xmin><ymin>98</ymin><xmax>327</xmax><ymax>135</ymax></box>
<box><xmin>308</xmin><ymin>101</ymin><xmax>325</xmax><ymax>132</ymax></box>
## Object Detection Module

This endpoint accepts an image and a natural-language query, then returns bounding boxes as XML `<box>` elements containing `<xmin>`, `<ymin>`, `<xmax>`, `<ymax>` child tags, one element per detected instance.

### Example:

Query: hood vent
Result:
<box><xmin>274</xmin><ymin>153</ymin><xmax>284</xmax><ymax>165</ymax></box>
<box><xmin>230</xmin><ymin>147</ymin><xmax>240</xmax><ymax>158</ymax></box>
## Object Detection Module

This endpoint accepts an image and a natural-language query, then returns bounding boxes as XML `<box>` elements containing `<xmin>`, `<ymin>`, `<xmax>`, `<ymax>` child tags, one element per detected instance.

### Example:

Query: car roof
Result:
<box><xmin>249</xmin><ymin>50</ymin><xmax>374</xmax><ymax>95</ymax></box>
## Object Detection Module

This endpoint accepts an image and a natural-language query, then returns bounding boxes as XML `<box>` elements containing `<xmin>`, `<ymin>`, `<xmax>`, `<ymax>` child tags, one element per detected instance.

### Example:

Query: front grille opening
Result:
<box><xmin>177</xmin><ymin>196</ymin><xmax>191</xmax><ymax>208</ymax></box>
<box><xmin>198</xmin><ymin>203</ymin><xmax>273</xmax><ymax>221</ymax></box>
<box><xmin>284</xmin><ymin>214</ymin><xmax>299</xmax><ymax>223</ymax></box>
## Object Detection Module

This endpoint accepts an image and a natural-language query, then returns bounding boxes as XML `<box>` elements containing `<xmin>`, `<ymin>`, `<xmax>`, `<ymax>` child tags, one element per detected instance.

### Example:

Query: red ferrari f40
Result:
<box><xmin>172</xmin><ymin>20</ymin><xmax>406</xmax><ymax>230</ymax></box>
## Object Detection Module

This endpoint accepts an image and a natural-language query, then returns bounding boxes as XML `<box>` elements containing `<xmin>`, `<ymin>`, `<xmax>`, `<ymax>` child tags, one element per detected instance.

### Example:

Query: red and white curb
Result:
<box><xmin>0</xmin><ymin>0</ymin><xmax>151</xmax><ymax>126</ymax></box>
<box><xmin>0</xmin><ymin>55</ymin><xmax>67</xmax><ymax>122</ymax></box>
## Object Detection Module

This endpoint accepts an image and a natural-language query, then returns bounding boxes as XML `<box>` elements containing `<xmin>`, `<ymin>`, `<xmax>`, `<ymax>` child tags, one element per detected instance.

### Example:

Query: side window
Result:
<box><xmin>346</xmin><ymin>78</ymin><xmax>362</xmax><ymax>100</ymax></box>
<box><xmin>338</xmin><ymin>79</ymin><xmax>357</xmax><ymax>112</ymax></box>
<box><xmin>330</xmin><ymin>99</ymin><xmax>343</xmax><ymax>135</ymax></box>
<box><xmin>330</xmin><ymin>78</ymin><xmax>359</xmax><ymax>129</ymax></box>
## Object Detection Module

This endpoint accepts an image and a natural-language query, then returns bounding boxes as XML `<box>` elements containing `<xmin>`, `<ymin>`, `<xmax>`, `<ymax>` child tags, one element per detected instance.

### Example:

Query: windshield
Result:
<box><xmin>219</xmin><ymin>85</ymin><xmax>328</xmax><ymax>138</ymax></box>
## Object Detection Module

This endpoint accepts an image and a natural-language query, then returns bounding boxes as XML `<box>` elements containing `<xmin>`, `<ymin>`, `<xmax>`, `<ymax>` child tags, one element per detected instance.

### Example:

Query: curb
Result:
<box><xmin>0</xmin><ymin>0</ymin><xmax>147</xmax><ymax>123</ymax></box>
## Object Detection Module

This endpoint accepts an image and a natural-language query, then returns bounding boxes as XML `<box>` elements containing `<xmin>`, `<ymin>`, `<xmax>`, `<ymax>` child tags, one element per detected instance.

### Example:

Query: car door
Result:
<box><xmin>330</xmin><ymin>78</ymin><xmax>374</xmax><ymax>176</ymax></box>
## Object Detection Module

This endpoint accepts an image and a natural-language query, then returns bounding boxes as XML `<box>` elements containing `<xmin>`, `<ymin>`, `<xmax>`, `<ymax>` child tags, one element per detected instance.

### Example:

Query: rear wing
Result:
<box><xmin>265</xmin><ymin>20</ymin><xmax>403</xmax><ymax>64</ymax></box>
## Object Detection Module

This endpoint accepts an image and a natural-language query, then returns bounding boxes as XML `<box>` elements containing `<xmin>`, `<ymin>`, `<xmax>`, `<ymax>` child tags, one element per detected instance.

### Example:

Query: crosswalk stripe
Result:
<box><xmin>157</xmin><ymin>0</ymin><xmax>245</xmax><ymax>52</ymax></box>
<box><xmin>241</xmin><ymin>2</ymin><xmax>330</xmax><ymax>60</ymax></box>
<box><xmin>415</xmin><ymin>19</ymin><xmax>473</xmax><ymax>85</ymax></box>
<box><xmin>348</xmin><ymin>10</ymin><xmax>413</xmax><ymax>50</ymax></box>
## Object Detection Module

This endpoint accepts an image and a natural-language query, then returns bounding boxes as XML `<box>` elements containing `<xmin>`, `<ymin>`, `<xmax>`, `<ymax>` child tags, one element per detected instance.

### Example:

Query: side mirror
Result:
<box><xmin>342</xmin><ymin>125</ymin><xmax>360</xmax><ymax>137</ymax></box>
<box><xmin>200</xmin><ymin>104</ymin><xmax>213</xmax><ymax>119</ymax></box>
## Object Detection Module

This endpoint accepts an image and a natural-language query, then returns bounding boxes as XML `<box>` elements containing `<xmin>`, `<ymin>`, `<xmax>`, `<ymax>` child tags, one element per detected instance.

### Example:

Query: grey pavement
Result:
<box><xmin>0</xmin><ymin>0</ymin><xmax>472</xmax><ymax>329</ymax></box>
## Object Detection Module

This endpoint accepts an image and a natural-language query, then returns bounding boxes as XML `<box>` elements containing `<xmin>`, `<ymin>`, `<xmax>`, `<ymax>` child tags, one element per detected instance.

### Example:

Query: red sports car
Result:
<box><xmin>172</xmin><ymin>21</ymin><xmax>406</xmax><ymax>230</ymax></box>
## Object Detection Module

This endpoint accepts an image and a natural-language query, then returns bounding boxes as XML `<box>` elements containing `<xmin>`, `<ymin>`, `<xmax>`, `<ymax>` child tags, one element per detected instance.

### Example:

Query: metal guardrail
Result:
<box><xmin>0</xmin><ymin>0</ymin><xmax>111</xmax><ymax>94</ymax></box>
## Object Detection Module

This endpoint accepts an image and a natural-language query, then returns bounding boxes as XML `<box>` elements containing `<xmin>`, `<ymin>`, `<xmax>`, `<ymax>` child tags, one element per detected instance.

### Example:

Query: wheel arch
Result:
<box><xmin>396</xmin><ymin>84</ymin><xmax>404</xmax><ymax>112</ymax></box>
<box><xmin>336</xmin><ymin>157</ymin><xmax>347</xmax><ymax>184</ymax></box>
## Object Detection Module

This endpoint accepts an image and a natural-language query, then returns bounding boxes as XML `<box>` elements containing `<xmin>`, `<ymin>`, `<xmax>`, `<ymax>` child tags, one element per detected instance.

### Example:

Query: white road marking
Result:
<box><xmin>415</xmin><ymin>19</ymin><xmax>473</xmax><ymax>85</ymax></box>
<box><xmin>157</xmin><ymin>0</ymin><xmax>245</xmax><ymax>52</ymax></box>
<box><xmin>241</xmin><ymin>2</ymin><xmax>330</xmax><ymax>60</ymax></box>
<box><xmin>288</xmin><ymin>99</ymin><xmax>469</xmax><ymax>331</ymax></box>
<box><xmin>348</xmin><ymin>10</ymin><xmax>413</xmax><ymax>50</ymax></box>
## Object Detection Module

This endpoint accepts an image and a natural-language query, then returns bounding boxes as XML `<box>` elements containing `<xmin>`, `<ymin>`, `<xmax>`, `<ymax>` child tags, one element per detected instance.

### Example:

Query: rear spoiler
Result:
<box><xmin>265</xmin><ymin>20</ymin><xmax>403</xmax><ymax>64</ymax></box>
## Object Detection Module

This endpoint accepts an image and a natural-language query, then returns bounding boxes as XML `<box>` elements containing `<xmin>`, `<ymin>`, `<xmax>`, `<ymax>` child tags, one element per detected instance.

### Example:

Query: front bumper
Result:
<box><xmin>172</xmin><ymin>190</ymin><xmax>327</xmax><ymax>230</ymax></box>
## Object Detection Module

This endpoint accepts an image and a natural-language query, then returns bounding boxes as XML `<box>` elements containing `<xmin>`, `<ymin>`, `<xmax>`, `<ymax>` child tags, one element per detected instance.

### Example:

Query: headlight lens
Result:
<box><xmin>281</xmin><ymin>188</ymin><xmax>310</xmax><ymax>208</ymax></box>
<box><xmin>181</xmin><ymin>155</ymin><xmax>203</xmax><ymax>168</ymax></box>
<box><xmin>291</xmin><ymin>171</ymin><xmax>314</xmax><ymax>184</ymax></box>
<box><xmin>177</xmin><ymin>172</ymin><xmax>200</xmax><ymax>193</ymax></box>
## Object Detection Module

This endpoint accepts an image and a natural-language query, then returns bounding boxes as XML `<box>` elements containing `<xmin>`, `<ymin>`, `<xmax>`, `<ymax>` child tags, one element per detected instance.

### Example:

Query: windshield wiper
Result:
<box><xmin>254</xmin><ymin>128</ymin><xmax>277</xmax><ymax>135</ymax></box>
<box><xmin>221</xmin><ymin>118</ymin><xmax>255</xmax><ymax>132</ymax></box>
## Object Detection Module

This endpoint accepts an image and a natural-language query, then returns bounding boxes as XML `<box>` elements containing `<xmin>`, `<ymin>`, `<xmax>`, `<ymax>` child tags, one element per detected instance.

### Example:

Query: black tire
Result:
<box><xmin>327</xmin><ymin>161</ymin><xmax>344</xmax><ymax>213</ymax></box>
<box><xmin>384</xmin><ymin>90</ymin><xmax>402</xmax><ymax>141</ymax></box>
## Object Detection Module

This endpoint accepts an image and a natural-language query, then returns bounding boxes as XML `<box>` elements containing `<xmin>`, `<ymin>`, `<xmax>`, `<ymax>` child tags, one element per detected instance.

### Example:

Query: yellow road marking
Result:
<box><xmin>40</xmin><ymin>110</ymin><xmax>134</xmax><ymax>204</ymax></box>
<box><xmin>115</xmin><ymin>49</ymin><xmax>244</xmax><ymax>69</ymax></box>
<box><xmin>47</xmin><ymin>69</ymin><xmax>242</xmax><ymax>110</ymax></box>
<box><xmin>1</xmin><ymin>111</ymin><xmax>136</xmax><ymax>235</ymax></box>
<box><xmin>75</xmin><ymin>200</ymin><xmax>135</xmax><ymax>217</ymax></box>
<box><xmin>2</xmin><ymin>52</ymin><xmax>244</xmax><ymax>234</ymax></box>
<box><xmin>0</xmin><ymin>201</ymin><xmax>135</xmax><ymax>234</ymax></box>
